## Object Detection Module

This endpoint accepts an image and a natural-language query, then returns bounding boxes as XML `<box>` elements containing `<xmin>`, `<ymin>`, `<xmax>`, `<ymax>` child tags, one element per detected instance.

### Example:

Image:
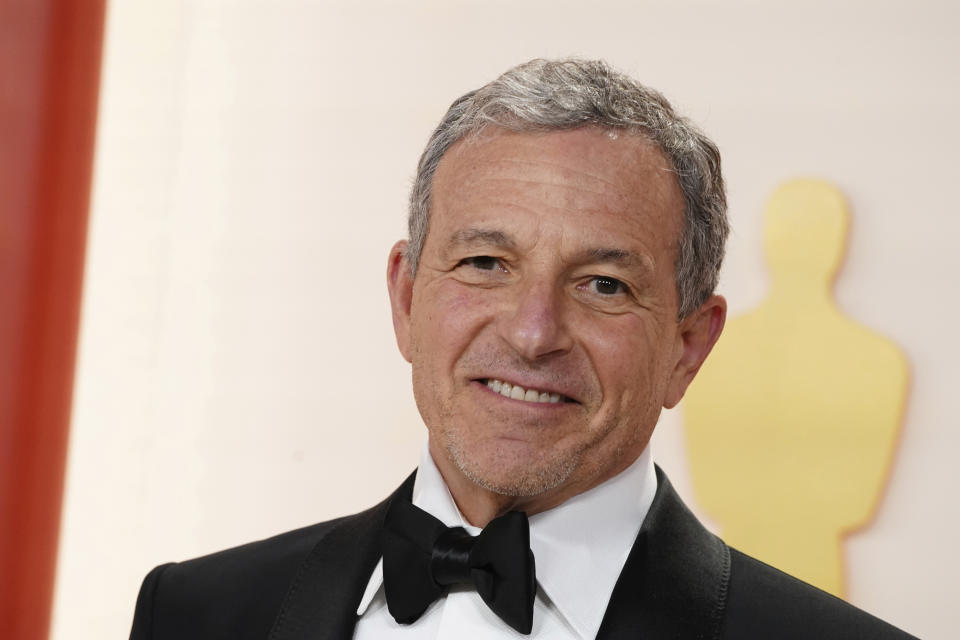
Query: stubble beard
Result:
<box><xmin>413</xmin><ymin>349</ymin><xmax>606</xmax><ymax>499</ymax></box>
<box><xmin>439</xmin><ymin>425</ymin><xmax>586</xmax><ymax>497</ymax></box>
<box><xmin>414</xmin><ymin>364</ymin><xmax>588</xmax><ymax>497</ymax></box>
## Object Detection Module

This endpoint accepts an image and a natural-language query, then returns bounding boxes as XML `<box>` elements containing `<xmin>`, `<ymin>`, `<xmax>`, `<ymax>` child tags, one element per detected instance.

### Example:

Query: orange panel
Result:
<box><xmin>0</xmin><ymin>1</ymin><xmax>106</xmax><ymax>639</ymax></box>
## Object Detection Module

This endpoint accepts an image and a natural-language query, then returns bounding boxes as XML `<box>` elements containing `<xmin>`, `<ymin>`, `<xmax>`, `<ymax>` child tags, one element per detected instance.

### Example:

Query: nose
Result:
<box><xmin>498</xmin><ymin>279</ymin><xmax>573</xmax><ymax>361</ymax></box>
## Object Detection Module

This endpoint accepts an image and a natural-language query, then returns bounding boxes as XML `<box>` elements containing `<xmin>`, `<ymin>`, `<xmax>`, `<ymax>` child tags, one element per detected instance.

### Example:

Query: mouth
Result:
<box><xmin>476</xmin><ymin>378</ymin><xmax>577</xmax><ymax>404</ymax></box>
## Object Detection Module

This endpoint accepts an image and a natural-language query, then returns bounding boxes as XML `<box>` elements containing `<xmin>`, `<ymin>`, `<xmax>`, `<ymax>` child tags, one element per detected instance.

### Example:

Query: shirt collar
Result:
<box><xmin>357</xmin><ymin>442</ymin><xmax>657</xmax><ymax>639</ymax></box>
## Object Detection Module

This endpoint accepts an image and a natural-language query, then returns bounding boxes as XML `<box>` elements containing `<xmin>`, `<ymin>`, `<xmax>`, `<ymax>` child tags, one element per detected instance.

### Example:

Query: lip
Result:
<box><xmin>470</xmin><ymin>376</ymin><xmax>581</xmax><ymax>404</ymax></box>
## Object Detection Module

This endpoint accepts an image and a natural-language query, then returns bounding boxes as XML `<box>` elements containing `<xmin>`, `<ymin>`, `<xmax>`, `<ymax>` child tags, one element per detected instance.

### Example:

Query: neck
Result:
<box><xmin>426</xmin><ymin>439</ymin><xmax>636</xmax><ymax>528</ymax></box>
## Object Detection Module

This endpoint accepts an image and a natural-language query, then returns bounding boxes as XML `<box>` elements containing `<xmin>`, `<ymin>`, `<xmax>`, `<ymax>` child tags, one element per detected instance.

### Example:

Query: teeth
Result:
<box><xmin>485</xmin><ymin>379</ymin><xmax>567</xmax><ymax>404</ymax></box>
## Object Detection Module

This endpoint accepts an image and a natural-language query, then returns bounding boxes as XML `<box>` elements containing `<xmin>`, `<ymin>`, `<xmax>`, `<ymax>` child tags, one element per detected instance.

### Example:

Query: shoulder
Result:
<box><xmin>642</xmin><ymin>468</ymin><xmax>916</xmax><ymax>639</ymax></box>
<box><xmin>129</xmin><ymin>473</ymin><xmax>414</xmax><ymax>640</ymax></box>
<box><xmin>722</xmin><ymin>548</ymin><xmax>916</xmax><ymax>639</ymax></box>
<box><xmin>128</xmin><ymin>515</ymin><xmax>352</xmax><ymax>640</ymax></box>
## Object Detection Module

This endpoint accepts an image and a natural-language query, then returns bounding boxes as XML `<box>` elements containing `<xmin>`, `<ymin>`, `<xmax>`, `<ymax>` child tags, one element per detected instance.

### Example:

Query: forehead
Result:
<box><xmin>428</xmin><ymin>127</ymin><xmax>685</xmax><ymax>254</ymax></box>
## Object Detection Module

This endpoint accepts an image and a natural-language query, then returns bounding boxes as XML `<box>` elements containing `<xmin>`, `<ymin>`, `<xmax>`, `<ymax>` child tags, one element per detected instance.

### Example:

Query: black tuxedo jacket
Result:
<box><xmin>130</xmin><ymin>468</ymin><xmax>916</xmax><ymax>639</ymax></box>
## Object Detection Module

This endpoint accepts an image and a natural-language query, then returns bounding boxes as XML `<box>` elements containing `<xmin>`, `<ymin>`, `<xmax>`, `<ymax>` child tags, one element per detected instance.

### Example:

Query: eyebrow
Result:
<box><xmin>580</xmin><ymin>247</ymin><xmax>655</xmax><ymax>275</ymax></box>
<box><xmin>447</xmin><ymin>227</ymin><xmax>516</xmax><ymax>250</ymax></box>
<box><xmin>445</xmin><ymin>228</ymin><xmax>656</xmax><ymax>275</ymax></box>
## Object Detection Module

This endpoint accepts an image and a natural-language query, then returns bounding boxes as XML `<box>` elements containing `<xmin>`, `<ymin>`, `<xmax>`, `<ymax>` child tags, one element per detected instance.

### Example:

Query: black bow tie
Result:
<box><xmin>381</xmin><ymin>496</ymin><xmax>537</xmax><ymax>634</ymax></box>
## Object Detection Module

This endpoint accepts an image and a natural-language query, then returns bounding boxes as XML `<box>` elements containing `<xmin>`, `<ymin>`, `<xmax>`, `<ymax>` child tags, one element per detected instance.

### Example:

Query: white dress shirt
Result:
<box><xmin>353</xmin><ymin>443</ymin><xmax>657</xmax><ymax>639</ymax></box>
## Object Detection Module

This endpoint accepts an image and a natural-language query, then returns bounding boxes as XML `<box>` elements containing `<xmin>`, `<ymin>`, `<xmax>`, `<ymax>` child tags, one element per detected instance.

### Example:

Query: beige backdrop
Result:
<box><xmin>53</xmin><ymin>1</ymin><xmax>959</xmax><ymax>638</ymax></box>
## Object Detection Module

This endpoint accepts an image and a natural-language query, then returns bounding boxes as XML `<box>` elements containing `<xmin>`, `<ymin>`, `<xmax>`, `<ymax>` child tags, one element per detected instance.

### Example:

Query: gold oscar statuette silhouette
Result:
<box><xmin>682</xmin><ymin>179</ymin><xmax>909</xmax><ymax>598</ymax></box>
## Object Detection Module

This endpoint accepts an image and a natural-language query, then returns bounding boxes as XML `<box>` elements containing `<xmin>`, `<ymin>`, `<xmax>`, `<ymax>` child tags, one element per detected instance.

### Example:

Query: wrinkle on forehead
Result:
<box><xmin>436</xmin><ymin>128</ymin><xmax>681</xmax><ymax>213</ymax></box>
<box><xmin>429</xmin><ymin>126</ymin><xmax>685</xmax><ymax>274</ymax></box>
<box><xmin>454</xmin><ymin>124</ymin><xmax>670</xmax><ymax>171</ymax></box>
<box><xmin>467</xmin><ymin>158</ymin><xmax>637</xmax><ymax>197</ymax></box>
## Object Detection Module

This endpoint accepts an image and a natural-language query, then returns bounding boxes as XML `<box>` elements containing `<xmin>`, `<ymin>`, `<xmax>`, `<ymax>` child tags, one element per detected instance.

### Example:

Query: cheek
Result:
<box><xmin>411</xmin><ymin>282</ymin><xmax>489</xmax><ymax>362</ymax></box>
<box><xmin>583</xmin><ymin>316</ymin><xmax>670</xmax><ymax>404</ymax></box>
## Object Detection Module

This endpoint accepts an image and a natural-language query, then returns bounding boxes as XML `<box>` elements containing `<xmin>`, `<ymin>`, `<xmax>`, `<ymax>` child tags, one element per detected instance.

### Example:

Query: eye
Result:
<box><xmin>587</xmin><ymin>276</ymin><xmax>628</xmax><ymax>295</ymax></box>
<box><xmin>457</xmin><ymin>256</ymin><xmax>503</xmax><ymax>271</ymax></box>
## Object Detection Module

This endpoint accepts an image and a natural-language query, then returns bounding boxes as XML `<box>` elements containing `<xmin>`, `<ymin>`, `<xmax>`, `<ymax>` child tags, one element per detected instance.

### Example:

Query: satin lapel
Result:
<box><xmin>268</xmin><ymin>473</ymin><xmax>416</xmax><ymax>640</ymax></box>
<box><xmin>596</xmin><ymin>467</ymin><xmax>731</xmax><ymax>640</ymax></box>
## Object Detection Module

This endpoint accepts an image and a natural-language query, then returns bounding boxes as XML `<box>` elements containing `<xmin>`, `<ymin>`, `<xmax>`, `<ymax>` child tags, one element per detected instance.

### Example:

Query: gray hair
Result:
<box><xmin>407</xmin><ymin>58</ymin><xmax>728</xmax><ymax>320</ymax></box>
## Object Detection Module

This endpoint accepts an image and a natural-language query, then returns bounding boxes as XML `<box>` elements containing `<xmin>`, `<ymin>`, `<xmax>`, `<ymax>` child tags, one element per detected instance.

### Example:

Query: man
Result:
<box><xmin>130</xmin><ymin>58</ymin><xmax>915</xmax><ymax>639</ymax></box>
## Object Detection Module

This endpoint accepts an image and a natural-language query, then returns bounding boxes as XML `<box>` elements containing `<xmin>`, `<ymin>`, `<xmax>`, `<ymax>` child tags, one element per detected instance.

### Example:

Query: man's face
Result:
<box><xmin>388</xmin><ymin>127</ymin><xmax>724</xmax><ymax>510</ymax></box>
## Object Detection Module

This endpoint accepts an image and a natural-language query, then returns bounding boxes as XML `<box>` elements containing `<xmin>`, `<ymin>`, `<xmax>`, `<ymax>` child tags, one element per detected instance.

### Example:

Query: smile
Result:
<box><xmin>479</xmin><ymin>378</ymin><xmax>575</xmax><ymax>404</ymax></box>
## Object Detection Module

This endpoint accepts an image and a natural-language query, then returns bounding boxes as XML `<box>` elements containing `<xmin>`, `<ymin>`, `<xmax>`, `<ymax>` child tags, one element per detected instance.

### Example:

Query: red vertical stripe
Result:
<box><xmin>0</xmin><ymin>1</ymin><xmax>106</xmax><ymax>638</ymax></box>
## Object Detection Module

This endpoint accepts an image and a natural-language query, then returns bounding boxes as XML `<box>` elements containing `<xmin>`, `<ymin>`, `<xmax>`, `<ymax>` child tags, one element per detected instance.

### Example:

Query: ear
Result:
<box><xmin>663</xmin><ymin>295</ymin><xmax>726</xmax><ymax>409</ymax></box>
<box><xmin>387</xmin><ymin>240</ymin><xmax>415</xmax><ymax>363</ymax></box>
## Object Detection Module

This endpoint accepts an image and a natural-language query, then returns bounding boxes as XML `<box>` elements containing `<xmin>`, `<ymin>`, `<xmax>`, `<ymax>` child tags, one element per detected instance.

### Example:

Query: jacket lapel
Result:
<box><xmin>597</xmin><ymin>467</ymin><xmax>731</xmax><ymax>640</ymax></box>
<box><xmin>268</xmin><ymin>473</ymin><xmax>416</xmax><ymax>640</ymax></box>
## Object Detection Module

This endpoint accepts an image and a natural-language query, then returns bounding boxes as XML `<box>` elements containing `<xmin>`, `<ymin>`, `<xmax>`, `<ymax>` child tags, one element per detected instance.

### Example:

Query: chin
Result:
<box><xmin>444</xmin><ymin>433</ymin><xmax>584</xmax><ymax>498</ymax></box>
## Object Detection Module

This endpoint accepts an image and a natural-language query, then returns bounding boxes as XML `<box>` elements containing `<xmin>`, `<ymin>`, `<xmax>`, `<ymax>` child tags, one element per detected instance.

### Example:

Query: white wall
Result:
<box><xmin>53</xmin><ymin>1</ymin><xmax>960</xmax><ymax>638</ymax></box>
